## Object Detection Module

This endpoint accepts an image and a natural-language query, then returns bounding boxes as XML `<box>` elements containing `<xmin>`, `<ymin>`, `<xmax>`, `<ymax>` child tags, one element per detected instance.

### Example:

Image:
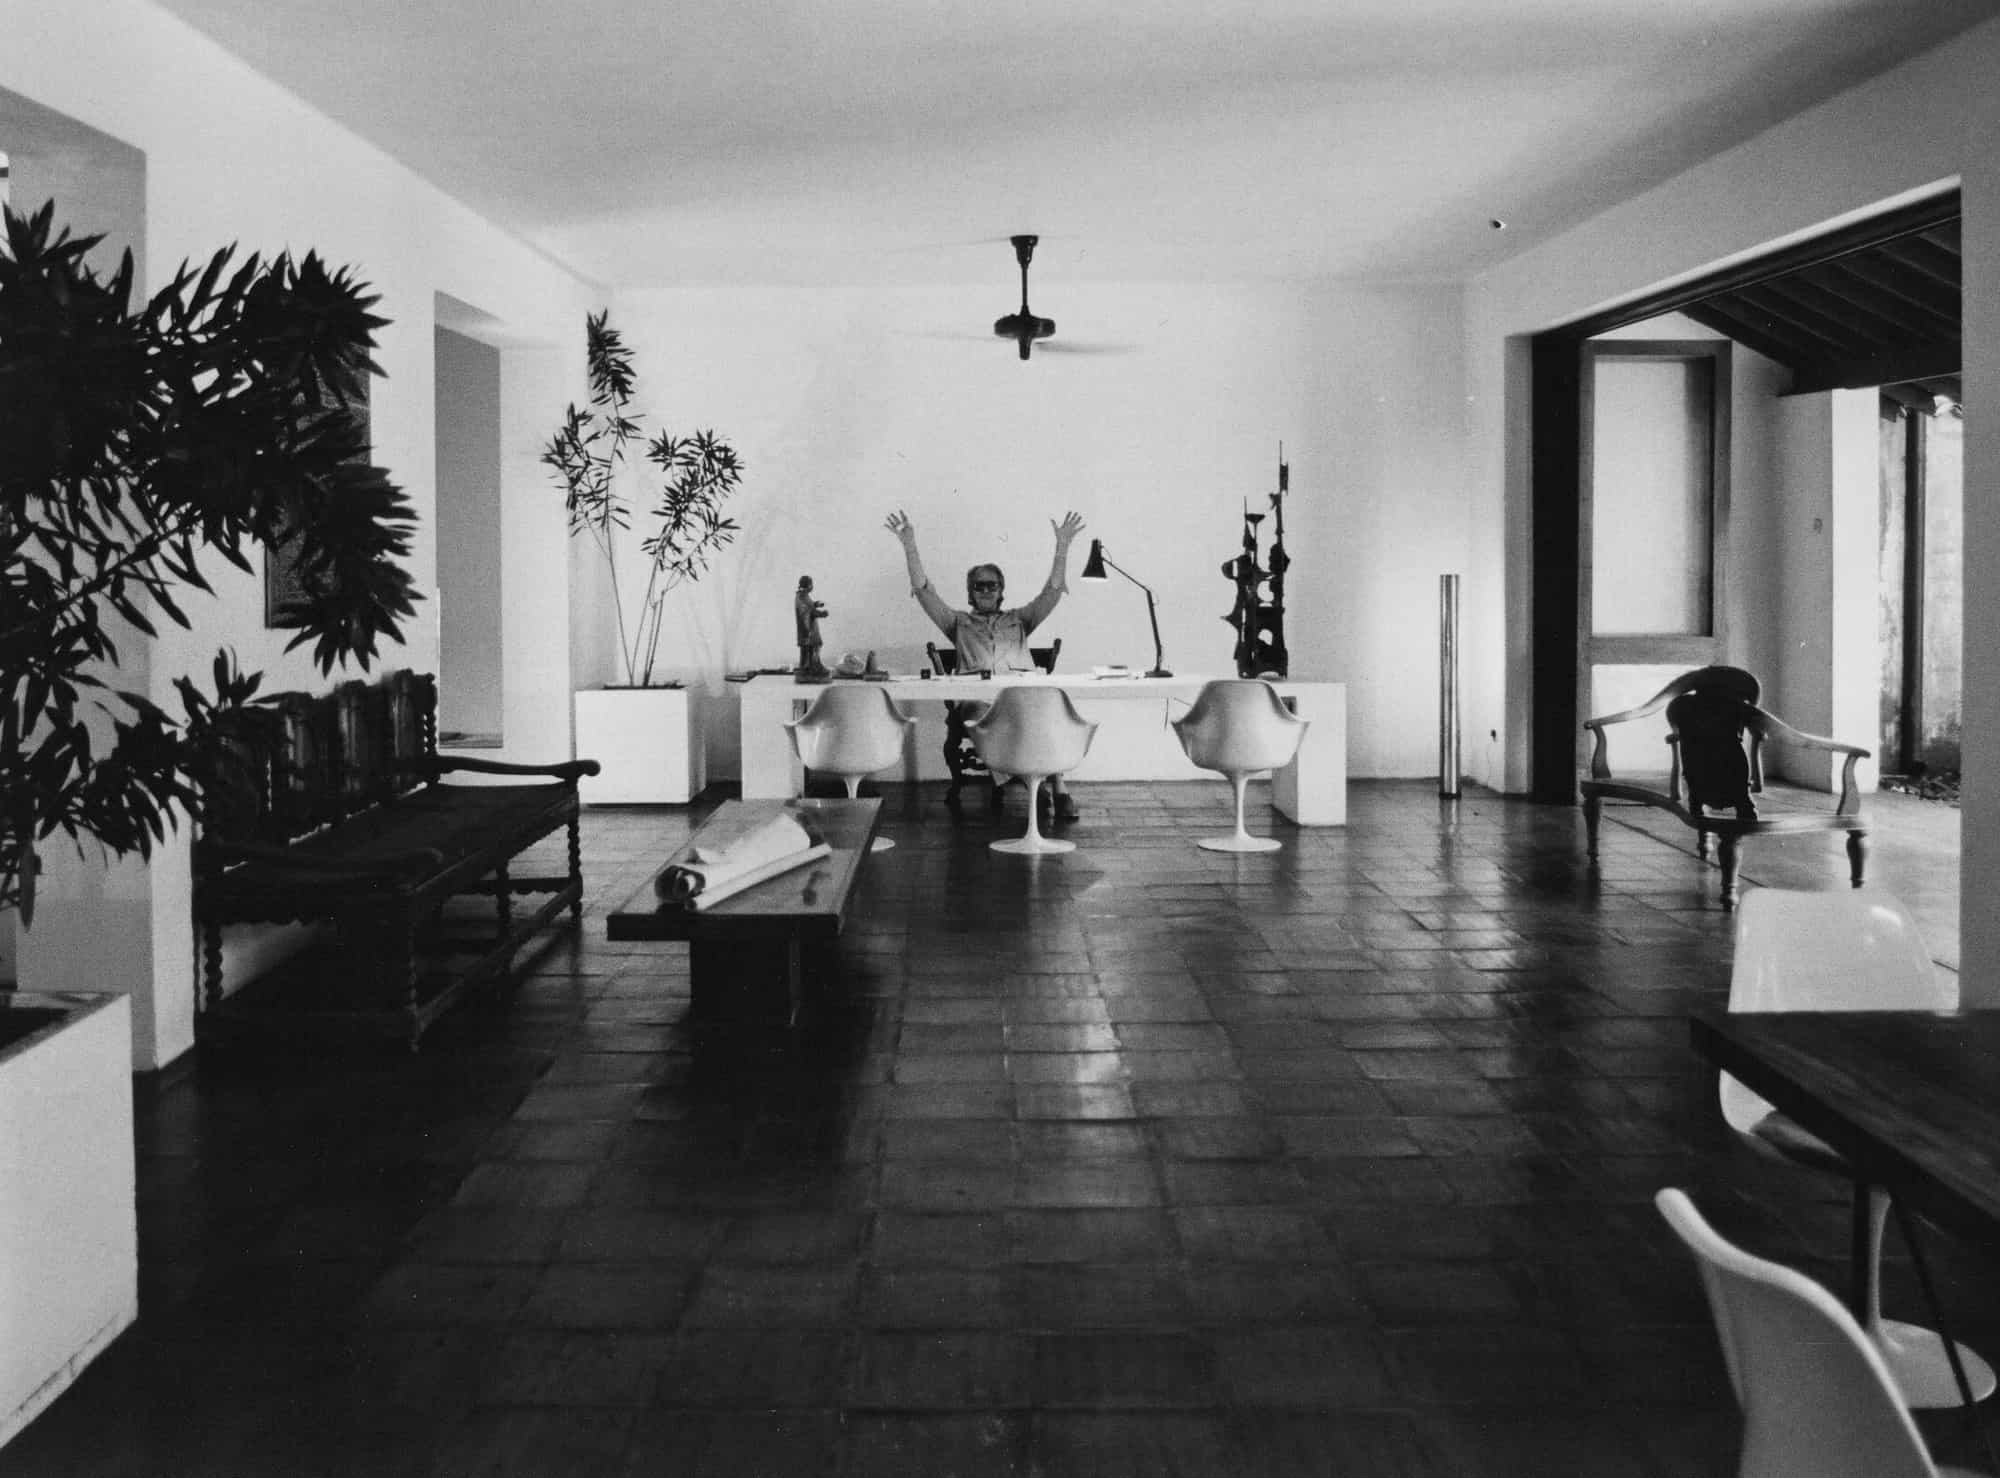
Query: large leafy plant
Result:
<box><xmin>1</xmin><ymin>202</ymin><xmax>420</xmax><ymax>922</ymax></box>
<box><xmin>542</xmin><ymin>311</ymin><xmax>742</xmax><ymax>687</ymax></box>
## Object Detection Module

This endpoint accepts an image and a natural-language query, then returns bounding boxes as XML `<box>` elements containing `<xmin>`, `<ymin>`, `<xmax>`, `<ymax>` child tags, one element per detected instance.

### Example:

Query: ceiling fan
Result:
<box><xmin>993</xmin><ymin>234</ymin><xmax>1056</xmax><ymax>360</ymax></box>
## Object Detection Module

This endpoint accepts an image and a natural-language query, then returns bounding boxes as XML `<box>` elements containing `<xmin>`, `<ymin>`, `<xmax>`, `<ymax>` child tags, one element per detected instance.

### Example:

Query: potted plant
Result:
<box><xmin>0</xmin><ymin>201</ymin><xmax>418</xmax><ymax>1436</ymax></box>
<box><xmin>542</xmin><ymin>311</ymin><xmax>742</xmax><ymax>803</ymax></box>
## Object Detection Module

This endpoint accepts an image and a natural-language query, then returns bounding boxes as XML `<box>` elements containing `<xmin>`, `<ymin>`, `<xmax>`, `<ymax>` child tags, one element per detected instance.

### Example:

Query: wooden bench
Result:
<box><xmin>194</xmin><ymin>669</ymin><xmax>599</xmax><ymax>1047</ymax></box>
<box><xmin>1580</xmin><ymin>665</ymin><xmax>1870</xmax><ymax>910</ymax></box>
<box><xmin>606</xmin><ymin>798</ymin><xmax>879</xmax><ymax>1023</ymax></box>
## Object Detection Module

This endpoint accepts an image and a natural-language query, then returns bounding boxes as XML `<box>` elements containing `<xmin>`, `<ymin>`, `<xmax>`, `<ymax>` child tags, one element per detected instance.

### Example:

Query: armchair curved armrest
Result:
<box><xmin>1742</xmin><ymin>706</ymin><xmax>1871</xmax><ymax>757</ymax></box>
<box><xmin>197</xmin><ymin>836</ymin><xmax>446</xmax><ymax>884</ymax></box>
<box><xmin>409</xmin><ymin>756</ymin><xmax>602</xmax><ymax>782</ymax></box>
<box><xmin>1744</xmin><ymin>706</ymin><xmax>1872</xmax><ymax>816</ymax></box>
<box><xmin>1584</xmin><ymin>699</ymin><xmax>1673</xmax><ymax>782</ymax></box>
<box><xmin>1582</xmin><ymin>718</ymin><xmax>1617</xmax><ymax>781</ymax></box>
<box><xmin>1584</xmin><ymin>689</ymin><xmax>1675</xmax><ymax>734</ymax></box>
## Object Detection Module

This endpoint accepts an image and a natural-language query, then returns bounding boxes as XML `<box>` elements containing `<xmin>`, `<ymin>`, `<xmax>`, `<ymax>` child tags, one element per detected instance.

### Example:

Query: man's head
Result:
<box><xmin>966</xmin><ymin>563</ymin><xmax>1005</xmax><ymax>614</ymax></box>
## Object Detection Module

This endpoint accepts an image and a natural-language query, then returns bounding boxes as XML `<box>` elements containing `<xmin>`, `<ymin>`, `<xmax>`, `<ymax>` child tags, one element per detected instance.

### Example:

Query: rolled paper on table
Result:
<box><xmin>655</xmin><ymin>811</ymin><xmax>829</xmax><ymax>908</ymax></box>
<box><xmin>658</xmin><ymin>866</ymin><xmax>705</xmax><ymax>902</ymax></box>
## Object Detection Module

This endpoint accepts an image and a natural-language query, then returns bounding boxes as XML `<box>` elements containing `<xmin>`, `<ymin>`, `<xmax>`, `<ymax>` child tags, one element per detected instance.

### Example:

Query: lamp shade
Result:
<box><xmin>1080</xmin><ymin>539</ymin><xmax>1109</xmax><ymax>581</ymax></box>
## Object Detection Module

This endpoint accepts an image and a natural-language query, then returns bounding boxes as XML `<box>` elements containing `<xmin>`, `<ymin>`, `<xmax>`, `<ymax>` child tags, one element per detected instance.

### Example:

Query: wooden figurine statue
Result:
<box><xmin>795</xmin><ymin>576</ymin><xmax>830</xmax><ymax>682</ymax></box>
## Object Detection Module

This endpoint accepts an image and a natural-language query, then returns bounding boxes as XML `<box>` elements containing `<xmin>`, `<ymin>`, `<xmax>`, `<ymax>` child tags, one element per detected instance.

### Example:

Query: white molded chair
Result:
<box><xmin>1722</xmin><ymin>888</ymin><xmax>1994</xmax><ymax>1409</ymax></box>
<box><xmin>783</xmin><ymin>684</ymin><xmax>915</xmax><ymax>851</ymax></box>
<box><xmin>1655</xmin><ymin>1188</ymin><xmax>1987</xmax><ymax>1478</ymax></box>
<box><xmin>969</xmin><ymin>686</ymin><xmax>1097</xmax><ymax>855</ymax></box>
<box><xmin>1170</xmin><ymin>679</ymin><xmax>1310</xmax><ymax>852</ymax></box>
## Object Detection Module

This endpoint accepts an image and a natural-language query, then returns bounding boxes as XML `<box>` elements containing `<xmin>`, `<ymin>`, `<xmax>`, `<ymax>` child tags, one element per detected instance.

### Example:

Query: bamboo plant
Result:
<box><xmin>541</xmin><ymin>312</ymin><xmax>742</xmax><ymax>688</ymax></box>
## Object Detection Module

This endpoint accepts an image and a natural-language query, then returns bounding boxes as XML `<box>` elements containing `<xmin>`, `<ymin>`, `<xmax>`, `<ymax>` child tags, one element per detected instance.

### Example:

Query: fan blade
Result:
<box><xmin>1032</xmin><ymin>341</ymin><xmax>1141</xmax><ymax>356</ymax></box>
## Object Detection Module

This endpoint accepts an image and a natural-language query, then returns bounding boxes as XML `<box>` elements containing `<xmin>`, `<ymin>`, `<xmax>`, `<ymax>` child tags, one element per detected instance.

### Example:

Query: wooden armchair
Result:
<box><xmin>927</xmin><ymin>638</ymin><xmax>1062</xmax><ymax>810</ymax></box>
<box><xmin>1580</xmin><ymin>665</ymin><xmax>1871</xmax><ymax>909</ymax></box>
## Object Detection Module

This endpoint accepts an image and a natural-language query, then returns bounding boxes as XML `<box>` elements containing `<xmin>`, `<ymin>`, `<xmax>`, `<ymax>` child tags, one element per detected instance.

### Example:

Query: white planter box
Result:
<box><xmin>575</xmin><ymin>686</ymin><xmax>706</xmax><ymax>804</ymax></box>
<box><xmin>0</xmin><ymin>993</ymin><xmax>136</xmax><ymax>1451</ymax></box>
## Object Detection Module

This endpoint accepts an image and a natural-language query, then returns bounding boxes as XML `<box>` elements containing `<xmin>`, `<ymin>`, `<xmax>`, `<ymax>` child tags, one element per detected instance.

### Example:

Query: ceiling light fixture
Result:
<box><xmin>993</xmin><ymin>234</ymin><xmax>1056</xmax><ymax>361</ymax></box>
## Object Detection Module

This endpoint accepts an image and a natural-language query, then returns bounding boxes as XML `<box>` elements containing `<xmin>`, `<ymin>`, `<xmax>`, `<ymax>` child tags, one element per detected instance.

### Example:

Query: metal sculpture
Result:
<box><xmin>1222</xmin><ymin>447</ymin><xmax>1290</xmax><ymax>678</ymax></box>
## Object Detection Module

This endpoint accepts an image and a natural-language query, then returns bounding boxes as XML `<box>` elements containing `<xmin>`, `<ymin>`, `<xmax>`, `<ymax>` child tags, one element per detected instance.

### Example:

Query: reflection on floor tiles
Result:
<box><xmin>7</xmin><ymin>780</ymin><xmax>1985</xmax><ymax>1476</ymax></box>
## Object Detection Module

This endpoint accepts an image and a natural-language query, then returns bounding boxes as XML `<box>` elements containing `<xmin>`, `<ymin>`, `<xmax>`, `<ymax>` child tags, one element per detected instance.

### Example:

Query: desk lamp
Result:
<box><xmin>1080</xmin><ymin>539</ymin><xmax>1171</xmax><ymax>677</ymax></box>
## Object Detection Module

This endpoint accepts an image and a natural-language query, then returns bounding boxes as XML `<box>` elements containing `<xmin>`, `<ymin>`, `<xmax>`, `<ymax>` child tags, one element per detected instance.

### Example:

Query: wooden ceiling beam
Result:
<box><xmin>1727</xmin><ymin>283</ymin><xmax>1860</xmax><ymax>353</ymax></box>
<box><xmin>1678</xmin><ymin>300</ymin><xmax>1810</xmax><ymax>369</ymax></box>
<box><xmin>1783</xmin><ymin>347</ymin><xmax>1961</xmax><ymax>397</ymax></box>
<box><xmin>1820</xmin><ymin>256</ymin><xmax>1960</xmax><ymax>336</ymax></box>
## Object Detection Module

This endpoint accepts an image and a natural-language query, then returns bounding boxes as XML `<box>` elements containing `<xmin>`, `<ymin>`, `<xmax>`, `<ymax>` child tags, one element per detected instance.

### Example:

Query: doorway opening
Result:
<box><xmin>1878</xmin><ymin>393</ymin><xmax>1964</xmax><ymax>797</ymax></box>
<box><xmin>434</xmin><ymin>320</ymin><xmax>505</xmax><ymax>747</ymax></box>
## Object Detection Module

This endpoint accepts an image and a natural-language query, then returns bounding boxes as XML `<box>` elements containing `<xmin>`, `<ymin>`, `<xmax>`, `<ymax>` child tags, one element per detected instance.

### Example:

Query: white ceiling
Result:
<box><xmin>152</xmin><ymin>0</ymin><xmax>1997</xmax><ymax>289</ymax></box>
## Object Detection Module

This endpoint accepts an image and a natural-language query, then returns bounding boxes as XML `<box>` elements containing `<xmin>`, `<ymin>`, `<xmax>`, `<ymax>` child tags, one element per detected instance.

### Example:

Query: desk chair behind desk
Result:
<box><xmin>926</xmin><ymin>639</ymin><xmax>1062</xmax><ymax>811</ymax></box>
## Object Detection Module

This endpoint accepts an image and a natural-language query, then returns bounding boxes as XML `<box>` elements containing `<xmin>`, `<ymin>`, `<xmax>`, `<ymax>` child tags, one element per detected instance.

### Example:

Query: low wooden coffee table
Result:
<box><xmin>607</xmin><ymin>798</ymin><xmax>880</xmax><ymax>1023</ymax></box>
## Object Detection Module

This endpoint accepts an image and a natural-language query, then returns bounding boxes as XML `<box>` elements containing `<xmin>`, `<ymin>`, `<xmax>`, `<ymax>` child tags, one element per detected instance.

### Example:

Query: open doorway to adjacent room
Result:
<box><xmin>1531</xmin><ymin>190</ymin><xmax>1963</xmax><ymax>807</ymax></box>
<box><xmin>433</xmin><ymin>299</ymin><xmax>505</xmax><ymax>747</ymax></box>
<box><xmin>1879</xmin><ymin>389</ymin><xmax>1964</xmax><ymax>797</ymax></box>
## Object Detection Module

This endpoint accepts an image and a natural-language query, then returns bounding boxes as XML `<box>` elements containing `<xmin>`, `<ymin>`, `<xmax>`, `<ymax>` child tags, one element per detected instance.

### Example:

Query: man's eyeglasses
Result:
<box><xmin>969</xmin><ymin>580</ymin><xmax>1002</xmax><ymax>591</ymax></box>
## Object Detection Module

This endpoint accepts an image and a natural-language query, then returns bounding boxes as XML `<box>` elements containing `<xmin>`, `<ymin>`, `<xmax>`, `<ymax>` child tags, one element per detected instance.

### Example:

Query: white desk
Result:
<box><xmin>739</xmin><ymin>673</ymin><xmax>1346</xmax><ymax>825</ymax></box>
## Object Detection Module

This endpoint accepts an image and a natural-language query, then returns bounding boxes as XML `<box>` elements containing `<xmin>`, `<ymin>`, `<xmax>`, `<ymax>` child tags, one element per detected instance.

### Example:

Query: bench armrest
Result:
<box><xmin>408</xmin><ymin>756</ymin><xmax>603</xmax><ymax>782</ymax></box>
<box><xmin>198</xmin><ymin>836</ymin><xmax>446</xmax><ymax>884</ymax></box>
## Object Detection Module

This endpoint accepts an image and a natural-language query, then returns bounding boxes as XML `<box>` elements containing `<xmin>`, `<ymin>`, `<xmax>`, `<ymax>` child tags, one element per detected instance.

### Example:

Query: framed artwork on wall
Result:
<box><xmin>265</xmin><ymin>380</ymin><xmax>371</xmax><ymax>628</ymax></box>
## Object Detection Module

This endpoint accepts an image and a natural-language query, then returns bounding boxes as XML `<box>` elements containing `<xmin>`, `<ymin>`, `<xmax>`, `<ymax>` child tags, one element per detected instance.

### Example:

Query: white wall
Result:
<box><xmin>1467</xmin><ymin>16</ymin><xmax>2000</xmax><ymax>999</ymax></box>
<box><xmin>601</xmin><ymin>280</ymin><xmax>1467</xmax><ymax>781</ymax></box>
<box><xmin>1775</xmin><ymin>394</ymin><xmax>1837</xmax><ymax>741</ymax></box>
<box><xmin>1</xmin><ymin>0</ymin><xmax>594</xmax><ymax>1067</ymax></box>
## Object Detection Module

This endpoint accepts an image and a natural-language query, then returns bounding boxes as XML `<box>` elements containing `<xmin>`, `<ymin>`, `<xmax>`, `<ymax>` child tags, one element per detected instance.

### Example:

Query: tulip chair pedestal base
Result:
<box><xmin>1874</xmin><ymin>1316</ymin><xmax>1997</xmax><ymax>1408</ymax></box>
<box><xmin>1198</xmin><ymin>833</ymin><xmax>1283</xmax><ymax>853</ymax></box>
<box><xmin>993</xmin><ymin>834</ymin><xmax>1075</xmax><ymax>856</ymax></box>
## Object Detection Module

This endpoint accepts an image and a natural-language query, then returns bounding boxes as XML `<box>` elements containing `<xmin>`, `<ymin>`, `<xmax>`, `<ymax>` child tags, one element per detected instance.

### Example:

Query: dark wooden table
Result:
<box><xmin>607</xmin><ymin>798</ymin><xmax>879</xmax><ymax>1022</ymax></box>
<box><xmin>1690</xmin><ymin>1009</ymin><xmax>2000</xmax><ymax>1251</ymax></box>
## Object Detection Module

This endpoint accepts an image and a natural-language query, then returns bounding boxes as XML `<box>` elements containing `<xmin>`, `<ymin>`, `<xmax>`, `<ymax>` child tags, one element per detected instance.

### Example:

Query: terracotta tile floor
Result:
<box><xmin>8</xmin><ymin>780</ymin><xmax>1990</xmax><ymax>1476</ymax></box>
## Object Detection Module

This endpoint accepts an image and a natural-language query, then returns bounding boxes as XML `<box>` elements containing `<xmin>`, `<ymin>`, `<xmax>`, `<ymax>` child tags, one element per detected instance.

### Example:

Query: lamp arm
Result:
<box><xmin>1099</xmin><ymin>550</ymin><xmax>1148</xmax><ymax>594</ymax></box>
<box><xmin>1140</xmin><ymin>584</ymin><xmax>1170</xmax><ymax>678</ymax></box>
<box><xmin>1093</xmin><ymin>547</ymin><xmax>1171</xmax><ymax>677</ymax></box>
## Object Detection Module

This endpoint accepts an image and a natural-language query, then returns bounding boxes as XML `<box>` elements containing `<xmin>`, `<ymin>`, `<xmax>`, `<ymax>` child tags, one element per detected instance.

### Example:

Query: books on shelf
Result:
<box><xmin>655</xmin><ymin>811</ymin><xmax>831</xmax><ymax>911</ymax></box>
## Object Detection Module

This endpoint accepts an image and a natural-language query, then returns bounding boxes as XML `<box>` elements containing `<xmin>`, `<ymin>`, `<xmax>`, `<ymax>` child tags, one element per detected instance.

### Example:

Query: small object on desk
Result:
<box><xmin>832</xmin><ymin>651</ymin><xmax>867</xmax><ymax>678</ymax></box>
<box><xmin>862</xmin><ymin>650</ymin><xmax>889</xmax><ymax>681</ymax></box>
<box><xmin>1092</xmin><ymin>664</ymin><xmax>1135</xmax><ymax>679</ymax></box>
<box><xmin>919</xmin><ymin>668</ymin><xmax>932</xmax><ymax>680</ymax></box>
<box><xmin>795</xmin><ymin>575</ymin><xmax>831</xmax><ymax>682</ymax></box>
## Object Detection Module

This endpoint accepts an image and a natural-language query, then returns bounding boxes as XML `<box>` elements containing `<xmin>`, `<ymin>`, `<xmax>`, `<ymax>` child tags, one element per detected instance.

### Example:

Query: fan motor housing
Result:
<box><xmin>994</xmin><ymin>313</ymin><xmax>1055</xmax><ymax>341</ymax></box>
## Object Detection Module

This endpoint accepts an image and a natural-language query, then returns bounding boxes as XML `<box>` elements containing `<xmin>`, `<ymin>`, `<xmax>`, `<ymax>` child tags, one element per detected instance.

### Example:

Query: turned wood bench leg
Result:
<box><xmin>1848</xmin><ymin>831</ymin><xmax>1869</xmax><ymax>888</ymax></box>
<box><xmin>1583</xmin><ymin>794</ymin><xmax>1601</xmax><ymax>860</ymax></box>
<box><xmin>202</xmin><ymin>921</ymin><xmax>225</xmax><ymax>1014</ymax></box>
<box><xmin>379</xmin><ymin>912</ymin><xmax>422</xmax><ymax>1052</ymax></box>
<box><xmin>1718</xmin><ymin>833</ymin><xmax>1742</xmax><ymax>911</ymax></box>
<box><xmin>494</xmin><ymin>860</ymin><xmax>513</xmax><ymax>942</ymax></box>
<box><xmin>567</xmin><ymin>813</ymin><xmax>585</xmax><ymax>925</ymax></box>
